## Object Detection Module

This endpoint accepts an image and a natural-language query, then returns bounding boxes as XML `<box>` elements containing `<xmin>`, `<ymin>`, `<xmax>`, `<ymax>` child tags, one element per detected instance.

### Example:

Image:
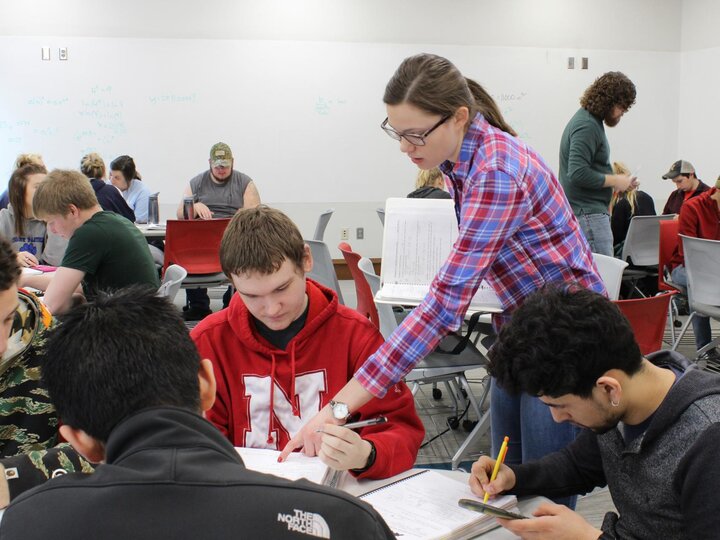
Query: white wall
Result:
<box><xmin>677</xmin><ymin>0</ymin><xmax>720</xmax><ymax>188</ymax></box>
<box><xmin>0</xmin><ymin>0</ymin><xmax>697</xmax><ymax>257</ymax></box>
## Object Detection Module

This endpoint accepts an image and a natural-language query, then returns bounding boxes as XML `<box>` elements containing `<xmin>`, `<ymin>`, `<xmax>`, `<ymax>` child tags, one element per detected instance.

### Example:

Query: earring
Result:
<box><xmin>611</xmin><ymin>399</ymin><xmax>620</xmax><ymax>407</ymax></box>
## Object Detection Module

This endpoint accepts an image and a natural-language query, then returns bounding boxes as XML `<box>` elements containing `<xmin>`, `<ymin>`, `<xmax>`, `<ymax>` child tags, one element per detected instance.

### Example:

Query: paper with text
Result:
<box><xmin>377</xmin><ymin>198</ymin><xmax>502</xmax><ymax>312</ymax></box>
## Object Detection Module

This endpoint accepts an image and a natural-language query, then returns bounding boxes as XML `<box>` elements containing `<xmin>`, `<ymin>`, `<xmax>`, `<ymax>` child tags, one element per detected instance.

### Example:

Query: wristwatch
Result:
<box><xmin>329</xmin><ymin>400</ymin><xmax>350</xmax><ymax>420</ymax></box>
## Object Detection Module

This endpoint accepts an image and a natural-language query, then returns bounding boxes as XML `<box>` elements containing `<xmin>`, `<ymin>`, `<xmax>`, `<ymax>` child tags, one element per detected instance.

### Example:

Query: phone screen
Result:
<box><xmin>458</xmin><ymin>499</ymin><xmax>528</xmax><ymax>520</ymax></box>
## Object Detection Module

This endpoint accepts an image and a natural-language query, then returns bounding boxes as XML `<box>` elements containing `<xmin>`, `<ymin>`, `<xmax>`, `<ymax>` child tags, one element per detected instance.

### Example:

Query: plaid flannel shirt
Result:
<box><xmin>356</xmin><ymin>114</ymin><xmax>606</xmax><ymax>397</ymax></box>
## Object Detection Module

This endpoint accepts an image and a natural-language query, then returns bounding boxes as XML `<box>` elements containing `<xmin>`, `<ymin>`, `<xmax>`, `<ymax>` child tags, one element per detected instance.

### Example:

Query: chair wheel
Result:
<box><xmin>432</xmin><ymin>388</ymin><xmax>443</xmax><ymax>400</ymax></box>
<box><xmin>460</xmin><ymin>388</ymin><xmax>468</xmax><ymax>399</ymax></box>
<box><xmin>674</xmin><ymin>320</ymin><xmax>682</xmax><ymax>328</ymax></box>
<box><xmin>462</xmin><ymin>420</ymin><xmax>478</xmax><ymax>432</ymax></box>
<box><xmin>447</xmin><ymin>416</ymin><xmax>460</xmax><ymax>430</ymax></box>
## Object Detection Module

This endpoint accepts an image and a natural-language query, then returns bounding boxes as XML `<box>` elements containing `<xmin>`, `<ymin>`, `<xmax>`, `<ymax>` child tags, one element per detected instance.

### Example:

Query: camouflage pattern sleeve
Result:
<box><xmin>1</xmin><ymin>443</ymin><xmax>95</xmax><ymax>500</ymax></box>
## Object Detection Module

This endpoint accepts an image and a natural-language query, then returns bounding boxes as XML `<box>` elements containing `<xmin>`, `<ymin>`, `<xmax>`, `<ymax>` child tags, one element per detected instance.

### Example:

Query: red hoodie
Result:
<box><xmin>191</xmin><ymin>279</ymin><xmax>424</xmax><ymax>479</ymax></box>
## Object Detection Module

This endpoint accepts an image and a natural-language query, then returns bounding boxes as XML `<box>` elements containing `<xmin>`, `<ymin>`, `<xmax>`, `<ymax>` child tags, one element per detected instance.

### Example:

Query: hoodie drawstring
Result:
<box><xmin>290</xmin><ymin>342</ymin><xmax>299</xmax><ymax>417</ymax></box>
<box><xmin>267</xmin><ymin>353</ymin><xmax>277</xmax><ymax>445</ymax></box>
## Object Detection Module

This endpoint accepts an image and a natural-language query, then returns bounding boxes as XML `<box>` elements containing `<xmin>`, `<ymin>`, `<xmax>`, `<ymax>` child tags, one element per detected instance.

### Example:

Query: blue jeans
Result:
<box><xmin>491</xmin><ymin>379</ymin><xmax>580</xmax><ymax>508</ymax></box>
<box><xmin>577</xmin><ymin>212</ymin><xmax>613</xmax><ymax>256</ymax></box>
<box><xmin>671</xmin><ymin>265</ymin><xmax>712</xmax><ymax>350</ymax></box>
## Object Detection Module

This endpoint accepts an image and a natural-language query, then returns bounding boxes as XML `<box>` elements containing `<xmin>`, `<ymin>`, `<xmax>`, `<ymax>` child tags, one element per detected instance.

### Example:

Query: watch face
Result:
<box><xmin>332</xmin><ymin>401</ymin><xmax>349</xmax><ymax>419</ymax></box>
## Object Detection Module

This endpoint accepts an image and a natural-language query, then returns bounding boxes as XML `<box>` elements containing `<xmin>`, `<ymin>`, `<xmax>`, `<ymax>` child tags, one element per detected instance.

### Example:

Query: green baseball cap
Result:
<box><xmin>210</xmin><ymin>142</ymin><xmax>233</xmax><ymax>167</ymax></box>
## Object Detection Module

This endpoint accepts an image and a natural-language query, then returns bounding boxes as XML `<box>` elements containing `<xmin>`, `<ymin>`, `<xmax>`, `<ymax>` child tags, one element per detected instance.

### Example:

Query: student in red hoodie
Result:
<box><xmin>191</xmin><ymin>206</ymin><xmax>424</xmax><ymax>479</ymax></box>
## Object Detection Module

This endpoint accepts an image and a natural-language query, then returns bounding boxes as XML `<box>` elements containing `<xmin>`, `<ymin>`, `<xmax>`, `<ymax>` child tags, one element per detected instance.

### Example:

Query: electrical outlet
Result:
<box><xmin>59</xmin><ymin>47</ymin><xmax>68</xmax><ymax>61</ymax></box>
<box><xmin>340</xmin><ymin>228</ymin><xmax>349</xmax><ymax>241</ymax></box>
<box><xmin>581</xmin><ymin>57</ymin><xmax>589</xmax><ymax>70</ymax></box>
<box><xmin>356</xmin><ymin>227</ymin><xmax>364</xmax><ymax>240</ymax></box>
<box><xmin>567</xmin><ymin>57</ymin><xmax>575</xmax><ymax>69</ymax></box>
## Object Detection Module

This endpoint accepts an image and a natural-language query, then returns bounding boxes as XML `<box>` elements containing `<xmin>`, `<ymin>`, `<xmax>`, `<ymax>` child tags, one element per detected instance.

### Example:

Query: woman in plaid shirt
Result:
<box><xmin>282</xmin><ymin>54</ymin><xmax>604</xmax><ymax>496</ymax></box>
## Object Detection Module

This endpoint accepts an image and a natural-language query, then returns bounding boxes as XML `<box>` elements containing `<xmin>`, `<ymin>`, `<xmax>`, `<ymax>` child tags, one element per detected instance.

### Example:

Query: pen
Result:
<box><xmin>315</xmin><ymin>416</ymin><xmax>387</xmax><ymax>433</ymax></box>
<box><xmin>484</xmin><ymin>435</ymin><xmax>509</xmax><ymax>503</ymax></box>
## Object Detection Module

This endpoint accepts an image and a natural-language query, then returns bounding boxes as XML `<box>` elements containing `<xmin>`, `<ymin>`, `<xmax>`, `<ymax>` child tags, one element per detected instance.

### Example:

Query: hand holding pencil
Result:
<box><xmin>468</xmin><ymin>436</ymin><xmax>517</xmax><ymax>500</ymax></box>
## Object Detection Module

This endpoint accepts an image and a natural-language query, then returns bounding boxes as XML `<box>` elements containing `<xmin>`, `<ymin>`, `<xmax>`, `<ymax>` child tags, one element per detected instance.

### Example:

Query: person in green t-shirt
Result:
<box><xmin>19</xmin><ymin>169</ymin><xmax>159</xmax><ymax>315</ymax></box>
<box><xmin>559</xmin><ymin>71</ymin><xmax>638</xmax><ymax>256</ymax></box>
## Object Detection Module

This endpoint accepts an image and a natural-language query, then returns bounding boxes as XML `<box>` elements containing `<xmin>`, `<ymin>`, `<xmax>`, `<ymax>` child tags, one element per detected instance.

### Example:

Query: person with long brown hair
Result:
<box><xmin>282</xmin><ymin>54</ymin><xmax>604</xmax><ymax>508</ymax></box>
<box><xmin>0</xmin><ymin>164</ymin><xmax>67</xmax><ymax>266</ymax></box>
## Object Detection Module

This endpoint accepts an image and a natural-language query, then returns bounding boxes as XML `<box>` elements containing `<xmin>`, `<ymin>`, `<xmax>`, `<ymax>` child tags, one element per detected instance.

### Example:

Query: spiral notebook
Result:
<box><xmin>360</xmin><ymin>469</ymin><xmax>518</xmax><ymax>540</ymax></box>
<box><xmin>375</xmin><ymin>198</ymin><xmax>503</xmax><ymax>313</ymax></box>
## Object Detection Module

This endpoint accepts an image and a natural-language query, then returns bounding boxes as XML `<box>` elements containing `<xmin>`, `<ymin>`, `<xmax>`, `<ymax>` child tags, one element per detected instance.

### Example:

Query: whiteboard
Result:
<box><xmin>0</xmin><ymin>37</ymin><xmax>679</xmax><ymax>206</ymax></box>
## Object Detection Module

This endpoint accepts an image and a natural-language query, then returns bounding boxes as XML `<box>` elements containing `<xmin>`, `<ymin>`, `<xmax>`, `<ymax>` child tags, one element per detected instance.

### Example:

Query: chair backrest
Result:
<box><xmin>312</xmin><ymin>208</ymin><xmax>334</xmax><ymax>241</ymax></box>
<box><xmin>376</xmin><ymin>208</ymin><xmax>385</xmax><ymax>226</ymax></box>
<box><xmin>338</xmin><ymin>242</ymin><xmax>379</xmax><ymax>328</ymax></box>
<box><xmin>658</xmin><ymin>219</ymin><xmax>680</xmax><ymax>292</ymax></box>
<box><xmin>163</xmin><ymin>219</ymin><xmax>231</xmax><ymax>275</ymax></box>
<box><xmin>681</xmin><ymin>235</ymin><xmax>720</xmax><ymax>307</ymax></box>
<box><xmin>620</xmin><ymin>214</ymin><xmax>675</xmax><ymax>266</ymax></box>
<box><xmin>592</xmin><ymin>253</ymin><xmax>629</xmax><ymax>301</ymax></box>
<box><xmin>305</xmin><ymin>239</ymin><xmax>344</xmax><ymax>304</ymax></box>
<box><xmin>614</xmin><ymin>292</ymin><xmax>675</xmax><ymax>355</ymax></box>
<box><xmin>358</xmin><ymin>257</ymin><xmax>397</xmax><ymax>339</ymax></box>
<box><xmin>157</xmin><ymin>264</ymin><xmax>188</xmax><ymax>302</ymax></box>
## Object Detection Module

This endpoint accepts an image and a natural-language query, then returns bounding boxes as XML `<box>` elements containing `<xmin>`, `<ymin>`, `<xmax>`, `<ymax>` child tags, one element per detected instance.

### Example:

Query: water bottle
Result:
<box><xmin>147</xmin><ymin>193</ymin><xmax>159</xmax><ymax>225</ymax></box>
<box><xmin>183</xmin><ymin>196</ymin><xmax>195</xmax><ymax>220</ymax></box>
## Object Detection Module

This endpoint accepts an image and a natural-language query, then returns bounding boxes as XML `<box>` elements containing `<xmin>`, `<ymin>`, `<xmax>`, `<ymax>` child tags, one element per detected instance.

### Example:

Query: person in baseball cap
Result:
<box><xmin>661</xmin><ymin>159</ymin><xmax>710</xmax><ymax>215</ymax></box>
<box><xmin>176</xmin><ymin>143</ymin><xmax>262</xmax><ymax>321</ymax></box>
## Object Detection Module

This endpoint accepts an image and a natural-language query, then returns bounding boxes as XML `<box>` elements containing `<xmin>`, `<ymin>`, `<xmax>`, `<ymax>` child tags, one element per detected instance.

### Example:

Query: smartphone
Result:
<box><xmin>458</xmin><ymin>499</ymin><xmax>528</xmax><ymax>520</ymax></box>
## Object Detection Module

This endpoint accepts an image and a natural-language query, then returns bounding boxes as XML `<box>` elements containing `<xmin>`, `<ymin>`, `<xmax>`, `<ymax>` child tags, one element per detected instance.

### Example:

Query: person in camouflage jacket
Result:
<box><xmin>0</xmin><ymin>239</ymin><xmax>92</xmax><ymax>506</ymax></box>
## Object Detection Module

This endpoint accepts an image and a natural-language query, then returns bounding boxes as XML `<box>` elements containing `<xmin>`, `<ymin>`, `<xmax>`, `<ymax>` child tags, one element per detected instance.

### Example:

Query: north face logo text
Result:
<box><xmin>277</xmin><ymin>509</ymin><xmax>330</xmax><ymax>538</ymax></box>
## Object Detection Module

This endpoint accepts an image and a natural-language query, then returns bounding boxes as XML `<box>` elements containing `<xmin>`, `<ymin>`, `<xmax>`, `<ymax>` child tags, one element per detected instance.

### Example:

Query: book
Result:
<box><xmin>359</xmin><ymin>469</ymin><xmax>519</xmax><ymax>540</ymax></box>
<box><xmin>376</xmin><ymin>198</ymin><xmax>503</xmax><ymax>313</ymax></box>
<box><xmin>235</xmin><ymin>447</ymin><xmax>345</xmax><ymax>489</ymax></box>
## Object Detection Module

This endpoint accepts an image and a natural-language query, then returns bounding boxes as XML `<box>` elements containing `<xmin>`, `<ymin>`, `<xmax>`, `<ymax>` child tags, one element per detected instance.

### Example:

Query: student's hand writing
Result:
<box><xmin>469</xmin><ymin>455</ymin><xmax>516</xmax><ymax>498</ymax></box>
<box><xmin>16</xmin><ymin>251</ymin><xmax>39</xmax><ymax>268</ymax></box>
<box><xmin>317</xmin><ymin>423</ymin><xmax>373</xmax><ymax>471</ymax></box>
<box><xmin>279</xmin><ymin>405</ymin><xmax>337</xmax><ymax>461</ymax></box>
<box><xmin>498</xmin><ymin>502</ymin><xmax>602</xmax><ymax>540</ymax></box>
<box><xmin>193</xmin><ymin>202</ymin><xmax>213</xmax><ymax>220</ymax></box>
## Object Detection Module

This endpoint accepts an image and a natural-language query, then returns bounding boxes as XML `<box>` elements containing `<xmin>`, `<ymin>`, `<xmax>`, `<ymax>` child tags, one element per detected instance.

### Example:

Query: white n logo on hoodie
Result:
<box><xmin>243</xmin><ymin>371</ymin><xmax>327</xmax><ymax>448</ymax></box>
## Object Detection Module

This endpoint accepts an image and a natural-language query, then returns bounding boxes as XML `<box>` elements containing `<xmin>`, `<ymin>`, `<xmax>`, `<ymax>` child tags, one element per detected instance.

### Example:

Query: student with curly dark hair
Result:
<box><xmin>559</xmin><ymin>71</ymin><xmax>638</xmax><ymax>255</ymax></box>
<box><xmin>469</xmin><ymin>285</ymin><xmax>720</xmax><ymax>539</ymax></box>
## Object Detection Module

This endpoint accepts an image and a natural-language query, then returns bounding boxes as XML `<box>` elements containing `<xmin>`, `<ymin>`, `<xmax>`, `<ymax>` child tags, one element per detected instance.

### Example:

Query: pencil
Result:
<box><xmin>484</xmin><ymin>436</ymin><xmax>509</xmax><ymax>503</ymax></box>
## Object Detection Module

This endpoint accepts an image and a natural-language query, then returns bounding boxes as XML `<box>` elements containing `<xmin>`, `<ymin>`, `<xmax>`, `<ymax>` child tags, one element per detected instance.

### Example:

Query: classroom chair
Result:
<box><xmin>358</xmin><ymin>256</ymin><xmax>492</xmax><ymax>470</ymax></box>
<box><xmin>658</xmin><ymin>219</ymin><xmax>685</xmax><ymax>341</ymax></box>
<box><xmin>312</xmin><ymin>208</ymin><xmax>334</xmax><ymax>242</ymax></box>
<box><xmin>619</xmin><ymin>214</ymin><xmax>675</xmax><ymax>297</ymax></box>
<box><xmin>157</xmin><ymin>264</ymin><xmax>188</xmax><ymax>303</ymax></box>
<box><xmin>592</xmin><ymin>253</ymin><xmax>628</xmax><ymax>301</ymax></box>
<box><xmin>163</xmin><ymin>218</ymin><xmax>231</xmax><ymax>290</ymax></box>
<box><xmin>338</xmin><ymin>242</ymin><xmax>379</xmax><ymax>328</ymax></box>
<box><xmin>614</xmin><ymin>292</ymin><xmax>675</xmax><ymax>356</ymax></box>
<box><xmin>672</xmin><ymin>235</ymin><xmax>720</xmax><ymax>362</ymax></box>
<box><xmin>376</xmin><ymin>208</ymin><xmax>385</xmax><ymax>226</ymax></box>
<box><xmin>305</xmin><ymin>239</ymin><xmax>344</xmax><ymax>305</ymax></box>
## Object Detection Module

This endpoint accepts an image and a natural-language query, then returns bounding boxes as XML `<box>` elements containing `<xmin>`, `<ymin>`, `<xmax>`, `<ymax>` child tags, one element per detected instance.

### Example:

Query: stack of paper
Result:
<box><xmin>360</xmin><ymin>470</ymin><xmax>519</xmax><ymax>540</ymax></box>
<box><xmin>235</xmin><ymin>447</ymin><xmax>345</xmax><ymax>489</ymax></box>
<box><xmin>376</xmin><ymin>198</ymin><xmax>503</xmax><ymax>313</ymax></box>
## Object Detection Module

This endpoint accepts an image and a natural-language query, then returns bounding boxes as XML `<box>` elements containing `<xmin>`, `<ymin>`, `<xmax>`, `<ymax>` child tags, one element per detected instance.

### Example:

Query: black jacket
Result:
<box><xmin>662</xmin><ymin>180</ymin><xmax>710</xmax><ymax>215</ymax></box>
<box><xmin>0</xmin><ymin>407</ymin><xmax>394</xmax><ymax>540</ymax></box>
<box><xmin>89</xmin><ymin>178</ymin><xmax>136</xmax><ymax>222</ymax></box>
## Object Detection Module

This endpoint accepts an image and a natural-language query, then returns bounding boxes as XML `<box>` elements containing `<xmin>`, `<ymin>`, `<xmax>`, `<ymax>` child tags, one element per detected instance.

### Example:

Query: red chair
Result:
<box><xmin>614</xmin><ymin>292</ymin><xmax>675</xmax><ymax>355</ymax></box>
<box><xmin>163</xmin><ymin>219</ymin><xmax>231</xmax><ymax>287</ymax></box>
<box><xmin>338</xmin><ymin>242</ymin><xmax>379</xmax><ymax>328</ymax></box>
<box><xmin>658</xmin><ymin>219</ymin><xmax>683</xmax><ymax>293</ymax></box>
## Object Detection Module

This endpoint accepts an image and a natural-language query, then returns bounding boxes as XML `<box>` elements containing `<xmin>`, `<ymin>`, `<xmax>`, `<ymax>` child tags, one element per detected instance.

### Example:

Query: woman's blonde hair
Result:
<box><xmin>609</xmin><ymin>161</ymin><xmax>637</xmax><ymax>213</ymax></box>
<box><xmin>416</xmin><ymin>168</ymin><xmax>445</xmax><ymax>190</ymax></box>
<box><xmin>80</xmin><ymin>152</ymin><xmax>106</xmax><ymax>179</ymax></box>
<box><xmin>14</xmin><ymin>153</ymin><xmax>44</xmax><ymax>170</ymax></box>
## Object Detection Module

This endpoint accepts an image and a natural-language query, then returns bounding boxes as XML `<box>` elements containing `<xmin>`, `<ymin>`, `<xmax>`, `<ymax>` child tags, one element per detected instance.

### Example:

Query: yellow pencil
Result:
<box><xmin>484</xmin><ymin>436</ymin><xmax>509</xmax><ymax>503</ymax></box>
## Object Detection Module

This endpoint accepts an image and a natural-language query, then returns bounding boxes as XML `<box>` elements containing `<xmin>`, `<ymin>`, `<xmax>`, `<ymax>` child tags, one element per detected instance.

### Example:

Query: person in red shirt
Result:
<box><xmin>191</xmin><ymin>206</ymin><xmax>424</xmax><ymax>479</ymax></box>
<box><xmin>668</xmin><ymin>187</ymin><xmax>720</xmax><ymax>357</ymax></box>
<box><xmin>661</xmin><ymin>160</ymin><xmax>710</xmax><ymax>215</ymax></box>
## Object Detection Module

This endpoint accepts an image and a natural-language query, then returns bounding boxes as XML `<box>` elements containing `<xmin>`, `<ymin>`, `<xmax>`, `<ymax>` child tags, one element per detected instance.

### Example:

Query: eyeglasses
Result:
<box><xmin>381</xmin><ymin>115</ymin><xmax>451</xmax><ymax>146</ymax></box>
